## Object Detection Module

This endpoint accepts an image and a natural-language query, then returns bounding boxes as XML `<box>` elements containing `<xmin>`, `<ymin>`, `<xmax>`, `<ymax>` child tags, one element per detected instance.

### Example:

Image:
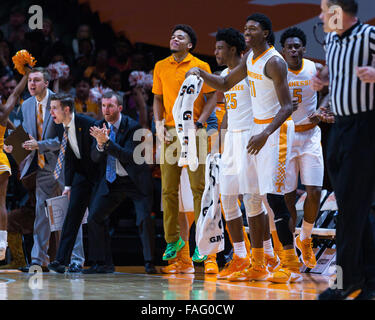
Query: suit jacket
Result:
<box><xmin>64</xmin><ymin>113</ymin><xmax>99</xmax><ymax>186</ymax></box>
<box><xmin>21</xmin><ymin>89</ymin><xmax>63</xmax><ymax>178</ymax></box>
<box><xmin>91</xmin><ymin>115</ymin><xmax>153</xmax><ymax>198</ymax></box>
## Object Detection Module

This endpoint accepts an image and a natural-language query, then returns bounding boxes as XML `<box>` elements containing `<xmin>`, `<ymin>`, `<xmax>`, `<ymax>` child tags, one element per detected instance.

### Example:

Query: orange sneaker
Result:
<box><xmin>227</xmin><ymin>264</ymin><xmax>269</xmax><ymax>282</ymax></box>
<box><xmin>179</xmin><ymin>259</ymin><xmax>195</xmax><ymax>274</ymax></box>
<box><xmin>267</xmin><ymin>260</ymin><xmax>303</xmax><ymax>283</ymax></box>
<box><xmin>161</xmin><ymin>258</ymin><xmax>195</xmax><ymax>274</ymax></box>
<box><xmin>295</xmin><ymin>235</ymin><xmax>317</xmax><ymax>269</ymax></box>
<box><xmin>217</xmin><ymin>254</ymin><xmax>250</xmax><ymax>280</ymax></box>
<box><xmin>161</xmin><ymin>258</ymin><xmax>180</xmax><ymax>274</ymax></box>
<box><xmin>204</xmin><ymin>255</ymin><xmax>219</xmax><ymax>274</ymax></box>
<box><xmin>265</xmin><ymin>253</ymin><xmax>281</xmax><ymax>273</ymax></box>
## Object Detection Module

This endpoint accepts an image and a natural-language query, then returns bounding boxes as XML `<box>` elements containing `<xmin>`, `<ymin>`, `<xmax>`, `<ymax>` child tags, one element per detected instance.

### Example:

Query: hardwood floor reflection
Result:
<box><xmin>0</xmin><ymin>266</ymin><xmax>333</xmax><ymax>300</ymax></box>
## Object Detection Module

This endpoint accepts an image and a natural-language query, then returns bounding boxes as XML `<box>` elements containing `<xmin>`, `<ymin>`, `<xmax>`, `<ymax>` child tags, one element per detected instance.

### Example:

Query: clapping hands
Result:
<box><xmin>90</xmin><ymin>123</ymin><xmax>110</xmax><ymax>146</ymax></box>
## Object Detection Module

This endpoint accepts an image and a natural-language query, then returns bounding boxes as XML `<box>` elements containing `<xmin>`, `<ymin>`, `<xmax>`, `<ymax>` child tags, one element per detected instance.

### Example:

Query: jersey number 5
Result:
<box><xmin>225</xmin><ymin>93</ymin><xmax>237</xmax><ymax>109</ymax></box>
<box><xmin>293</xmin><ymin>88</ymin><xmax>302</xmax><ymax>104</ymax></box>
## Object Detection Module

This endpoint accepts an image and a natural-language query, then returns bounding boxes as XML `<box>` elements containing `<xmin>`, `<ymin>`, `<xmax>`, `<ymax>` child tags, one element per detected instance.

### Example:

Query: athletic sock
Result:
<box><xmin>263</xmin><ymin>239</ymin><xmax>274</xmax><ymax>257</ymax></box>
<box><xmin>271</xmin><ymin>230</ymin><xmax>283</xmax><ymax>252</ymax></box>
<box><xmin>252</xmin><ymin>247</ymin><xmax>265</xmax><ymax>266</ymax></box>
<box><xmin>233</xmin><ymin>241</ymin><xmax>247</xmax><ymax>258</ymax></box>
<box><xmin>179</xmin><ymin>241</ymin><xmax>191</xmax><ymax>262</ymax></box>
<box><xmin>300</xmin><ymin>220</ymin><xmax>314</xmax><ymax>241</ymax></box>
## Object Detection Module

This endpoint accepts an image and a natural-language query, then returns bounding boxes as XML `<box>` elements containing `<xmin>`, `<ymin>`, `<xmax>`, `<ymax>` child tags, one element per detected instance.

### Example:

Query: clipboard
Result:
<box><xmin>4</xmin><ymin>125</ymin><xmax>31</xmax><ymax>165</ymax></box>
<box><xmin>45</xmin><ymin>195</ymin><xmax>88</xmax><ymax>232</ymax></box>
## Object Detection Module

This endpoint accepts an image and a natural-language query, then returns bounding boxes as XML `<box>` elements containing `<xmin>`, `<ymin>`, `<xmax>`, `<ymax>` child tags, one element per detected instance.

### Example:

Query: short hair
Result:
<box><xmin>102</xmin><ymin>91</ymin><xmax>123</xmax><ymax>106</ymax></box>
<box><xmin>172</xmin><ymin>24</ymin><xmax>197</xmax><ymax>51</ymax></box>
<box><xmin>280</xmin><ymin>27</ymin><xmax>307</xmax><ymax>47</ymax></box>
<box><xmin>30</xmin><ymin>67</ymin><xmax>50</xmax><ymax>82</ymax></box>
<box><xmin>328</xmin><ymin>0</ymin><xmax>358</xmax><ymax>15</ymax></box>
<box><xmin>246</xmin><ymin>13</ymin><xmax>275</xmax><ymax>46</ymax></box>
<box><xmin>51</xmin><ymin>93</ymin><xmax>75</xmax><ymax>113</ymax></box>
<box><xmin>216</xmin><ymin>28</ymin><xmax>246</xmax><ymax>56</ymax></box>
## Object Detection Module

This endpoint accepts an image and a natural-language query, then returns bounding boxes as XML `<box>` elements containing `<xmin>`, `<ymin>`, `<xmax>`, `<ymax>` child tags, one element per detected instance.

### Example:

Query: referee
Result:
<box><xmin>313</xmin><ymin>0</ymin><xmax>375</xmax><ymax>300</ymax></box>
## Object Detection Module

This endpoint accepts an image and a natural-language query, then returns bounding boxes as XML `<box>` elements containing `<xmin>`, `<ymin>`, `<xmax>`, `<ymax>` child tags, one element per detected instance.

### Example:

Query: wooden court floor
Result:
<box><xmin>0</xmin><ymin>266</ymin><xmax>347</xmax><ymax>300</ymax></box>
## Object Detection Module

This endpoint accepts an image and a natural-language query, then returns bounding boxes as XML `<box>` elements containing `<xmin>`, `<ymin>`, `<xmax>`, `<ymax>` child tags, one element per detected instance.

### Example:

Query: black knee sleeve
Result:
<box><xmin>267</xmin><ymin>194</ymin><xmax>294</xmax><ymax>246</ymax></box>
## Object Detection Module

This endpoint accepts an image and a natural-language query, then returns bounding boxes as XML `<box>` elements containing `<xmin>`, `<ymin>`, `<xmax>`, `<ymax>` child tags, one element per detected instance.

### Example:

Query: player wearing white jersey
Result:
<box><xmin>214</xmin><ymin>28</ymin><xmax>252</xmax><ymax>280</ymax></box>
<box><xmin>280</xmin><ymin>27</ymin><xmax>324</xmax><ymax>270</ymax></box>
<box><xmin>187</xmin><ymin>13</ymin><xmax>302</xmax><ymax>284</ymax></box>
<box><xmin>213</xmin><ymin>28</ymin><xmax>280</xmax><ymax>280</ymax></box>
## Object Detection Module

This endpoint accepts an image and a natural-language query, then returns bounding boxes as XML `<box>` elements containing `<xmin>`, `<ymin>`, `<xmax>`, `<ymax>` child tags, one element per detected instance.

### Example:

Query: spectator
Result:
<box><xmin>124</xmin><ymin>71</ymin><xmax>153</xmax><ymax>128</ymax></box>
<box><xmin>0</xmin><ymin>40</ymin><xmax>14</xmax><ymax>78</ymax></box>
<box><xmin>23</xmin><ymin>30</ymin><xmax>46</xmax><ymax>66</ymax></box>
<box><xmin>108</xmin><ymin>36</ymin><xmax>133</xmax><ymax>72</ymax></box>
<box><xmin>105</xmin><ymin>68</ymin><xmax>124</xmax><ymax>94</ymax></box>
<box><xmin>72</xmin><ymin>24</ymin><xmax>95</xmax><ymax>59</ymax></box>
<box><xmin>84</xmin><ymin>48</ymin><xmax>108</xmax><ymax>81</ymax></box>
<box><xmin>0</xmin><ymin>6</ymin><xmax>30</xmax><ymax>52</ymax></box>
<box><xmin>58</xmin><ymin>75</ymin><xmax>76</xmax><ymax>97</ymax></box>
<box><xmin>73</xmin><ymin>38</ymin><xmax>95</xmax><ymax>77</ymax></box>
<box><xmin>74</xmin><ymin>77</ymin><xmax>101</xmax><ymax>119</ymax></box>
<box><xmin>42</xmin><ymin>18</ymin><xmax>59</xmax><ymax>45</ymax></box>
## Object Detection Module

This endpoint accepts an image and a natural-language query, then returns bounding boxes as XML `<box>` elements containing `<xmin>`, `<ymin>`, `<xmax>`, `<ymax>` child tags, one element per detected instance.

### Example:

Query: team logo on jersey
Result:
<box><xmin>183</xmin><ymin>136</ymin><xmax>189</xmax><ymax>145</ymax></box>
<box><xmin>183</xmin><ymin>111</ymin><xmax>192</xmax><ymax>120</ymax></box>
<box><xmin>177</xmin><ymin>124</ymin><xmax>183</xmax><ymax>132</ymax></box>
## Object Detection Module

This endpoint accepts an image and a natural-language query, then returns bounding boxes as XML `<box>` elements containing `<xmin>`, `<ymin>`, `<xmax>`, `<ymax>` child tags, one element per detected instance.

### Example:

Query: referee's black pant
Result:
<box><xmin>327</xmin><ymin>110</ymin><xmax>375</xmax><ymax>290</ymax></box>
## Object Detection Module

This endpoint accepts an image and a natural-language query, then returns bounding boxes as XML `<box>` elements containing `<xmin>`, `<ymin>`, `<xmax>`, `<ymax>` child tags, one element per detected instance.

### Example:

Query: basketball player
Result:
<box><xmin>187</xmin><ymin>13</ymin><xmax>302</xmax><ymax>283</ymax></box>
<box><xmin>280</xmin><ymin>27</ymin><xmax>324</xmax><ymax>269</ymax></box>
<box><xmin>212</xmin><ymin>28</ymin><xmax>280</xmax><ymax>281</ymax></box>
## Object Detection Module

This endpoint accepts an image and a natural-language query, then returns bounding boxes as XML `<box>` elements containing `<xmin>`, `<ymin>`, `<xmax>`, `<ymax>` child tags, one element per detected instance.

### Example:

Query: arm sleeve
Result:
<box><xmin>369</xmin><ymin>27</ymin><xmax>375</xmax><ymax>54</ymax></box>
<box><xmin>152</xmin><ymin>62</ymin><xmax>163</xmax><ymax>95</ymax></box>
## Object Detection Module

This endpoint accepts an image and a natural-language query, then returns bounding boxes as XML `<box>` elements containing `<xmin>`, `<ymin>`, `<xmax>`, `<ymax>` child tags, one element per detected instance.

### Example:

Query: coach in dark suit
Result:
<box><xmin>85</xmin><ymin>90</ymin><xmax>156</xmax><ymax>274</ymax></box>
<box><xmin>47</xmin><ymin>93</ymin><xmax>99</xmax><ymax>273</ymax></box>
<box><xmin>20</xmin><ymin>68</ymin><xmax>84</xmax><ymax>270</ymax></box>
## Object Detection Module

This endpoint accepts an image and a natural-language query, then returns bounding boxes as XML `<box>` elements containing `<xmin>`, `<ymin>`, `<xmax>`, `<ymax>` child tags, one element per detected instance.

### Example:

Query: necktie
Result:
<box><xmin>53</xmin><ymin>126</ymin><xmax>69</xmax><ymax>180</ymax></box>
<box><xmin>37</xmin><ymin>103</ymin><xmax>45</xmax><ymax>168</ymax></box>
<box><xmin>106</xmin><ymin>126</ymin><xmax>117</xmax><ymax>183</ymax></box>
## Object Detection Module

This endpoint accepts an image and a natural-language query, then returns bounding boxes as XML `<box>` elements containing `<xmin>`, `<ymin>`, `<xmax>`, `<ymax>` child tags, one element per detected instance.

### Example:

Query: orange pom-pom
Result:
<box><xmin>12</xmin><ymin>50</ymin><xmax>37</xmax><ymax>75</ymax></box>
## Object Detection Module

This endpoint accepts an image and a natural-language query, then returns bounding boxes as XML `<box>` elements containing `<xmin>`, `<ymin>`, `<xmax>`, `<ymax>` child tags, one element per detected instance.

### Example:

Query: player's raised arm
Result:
<box><xmin>186</xmin><ymin>52</ymin><xmax>249</xmax><ymax>92</ymax></box>
<box><xmin>0</xmin><ymin>69</ymin><xmax>30</xmax><ymax>123</ymax></box>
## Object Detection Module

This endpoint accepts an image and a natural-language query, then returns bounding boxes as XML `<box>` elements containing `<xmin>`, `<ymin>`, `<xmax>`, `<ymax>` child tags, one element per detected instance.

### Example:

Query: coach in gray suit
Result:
<box><xmin>20</xmin><ymin>67</ymin><xmax>85</xmax><ymax>270</ymax></box>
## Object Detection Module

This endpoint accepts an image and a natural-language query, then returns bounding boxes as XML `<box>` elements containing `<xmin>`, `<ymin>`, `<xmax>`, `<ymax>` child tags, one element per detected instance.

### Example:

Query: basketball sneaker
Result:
<box><xmin>217</xmin><ymin>254</ymin><xmax>250</xmax><ymax>280</ymax></box>
<box><xmin>161</xmin><ymin>258</ymin><xmax>195</xmax><ymax>274</ymax></box>
<box><xmin>295</xmin><ymin>235</ymin><xmax>317</xmax><ymax>269</ymax></box>
<box><xmin>192</xmin><ymin>247</ymin><xmax>207</xmax><ymax>263</ymax></box>
<box><xmin>204</xmin><ymin>255</ymin><xmax>219</xmax><ymax>274</ymax></box>
<box><xmin>265</xmin><ymin>253</ymin><xmax>281</xmax><ymax>272</ymax></box>
<box><xmin>267</xmin><ymin>259</ymin><xmax>303</xmax><ymax>283</ymax></box>
<box><xmin>227</xmin><ymin>264</ymin><xmax>269</xmax><ymax>282</ymax></box>
<box><xmin>162</xmin><ymin>236</ymin><xmax>185</xmax><ymax>261</ymax></box>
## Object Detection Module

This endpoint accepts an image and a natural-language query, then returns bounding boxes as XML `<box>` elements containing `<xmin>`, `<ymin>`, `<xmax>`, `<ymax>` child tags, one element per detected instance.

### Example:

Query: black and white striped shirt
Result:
<box><xmin>325</xmin><ymin>22</ymin><xmax>375</xmax><ymax>116</ymax></box>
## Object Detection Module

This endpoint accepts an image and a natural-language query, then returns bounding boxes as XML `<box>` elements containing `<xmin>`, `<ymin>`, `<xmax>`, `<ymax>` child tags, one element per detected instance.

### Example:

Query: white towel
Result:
<box><xmin>172</xmin><ymin>75</ymin><xmax>203</xmax><ymax>172</ymax></box>
<box><xmin>196</xmin><ymin>153</ymin><xmax>224</xmax><ymax>255</ymax></box>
